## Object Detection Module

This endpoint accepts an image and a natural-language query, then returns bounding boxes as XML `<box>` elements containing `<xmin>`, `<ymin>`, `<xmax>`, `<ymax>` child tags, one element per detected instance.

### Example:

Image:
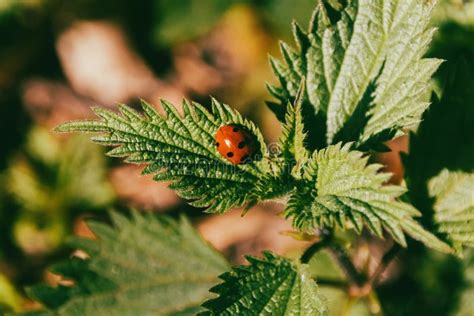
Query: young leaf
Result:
<box><xmin>276</xmin><ymin>81</ymin><xmax>310</xmax><ymax>178</ymax></box>
<box><xmin>27</xmin><ymin>211</ymin><xmax>229</xmax><ymax>315</ymax></box>
<box><xmin>201</xmin><ymin>252</ymin><xmax>328</xmax><ymax>316</ymax></box>
<box><xmin>285</xmin><ymin>143</ymin><xmax>452</xmax><ymax>252</ymax></box>
<box><xmin>278</xmin><ymin>82</ymin><xmax>309</xmax><ymax>162</ymax></box>
<box><xmin>55</xmin><ymin>99</ymin><xmax>276</xmax><ymax>214</ymax></box>
<box><xmin>268</xmin><ymin>0</ymin><xmax>440</xmax><ymax>150</ymax></box>
<box><xmin>429</xmin><ymin>169</ymin><xmax>474</xmax><ymax>250</ymax></box>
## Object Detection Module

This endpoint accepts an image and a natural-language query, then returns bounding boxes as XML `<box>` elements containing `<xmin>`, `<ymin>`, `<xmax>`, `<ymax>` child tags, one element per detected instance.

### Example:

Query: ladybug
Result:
<box><xmin>215</xmin><ymin>124</ymin><xmax>256</xmax><ymax>165</ymax></box>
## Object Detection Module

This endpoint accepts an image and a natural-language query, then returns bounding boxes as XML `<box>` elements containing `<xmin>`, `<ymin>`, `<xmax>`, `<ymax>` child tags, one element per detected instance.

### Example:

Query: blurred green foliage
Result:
<box><xmin>5</xmin><ymin>128</ymin><xmax>114</xmax><ymax>255</ymax></box>
<box><xmin>378</xmin><ymin>245</ymin><xmax>465</xmax><ymax>316</ymax></box>
<box><xmin>154</xmin><ymin>0</ymin><xmax>316</xmax><ymax>45</ymax></box>
<box><xmin>154</xmin><ymin>0</ymin><xmax>237</xmax><ymax>44</ymax></box>
<box><xmin>454</xmin><ymin>251</ymin><xmax>474</xmax><ymax>316</ymax></box>
<box><xmin>0</xmin><ymin>128</ymin><xmax>114</xmax><ymax>312</ymax></box>
<box><xmin>0</xmin><ymin>273</ymin><xmax>24</xmax><ymax>312</ymax></box>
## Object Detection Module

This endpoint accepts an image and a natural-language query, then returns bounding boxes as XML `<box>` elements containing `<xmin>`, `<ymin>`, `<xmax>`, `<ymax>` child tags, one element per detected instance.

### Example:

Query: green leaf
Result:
<box><xmin>55</xmin><ymin>99</ymin><xmax>280</xmax><ymax>214</ymax></box>
<box><xmin>285</xmin><ymin>143</ymin><xmax>452</xmax><ymax>252</ymax></box>
<box><xmin>268</xmin><ymin>0</ymin><xmax>440</xmax><ymax>150</ymax></box>
<box><xmin>276</xmin><ymin>82</ymin><xmax>310</xmax><ymax>178</ymax></box>
<box><xmin>201</xmin><ymin>252</ymin><xmax>328</xmax><ymax>316</ymax></box>
<box><xmin>429</xmin><ymin>169</ymin><xmax>474</xmax><ymax>250</ymax></box>
<box><xmin>278</xmin><ymin>83</ymin><xmax>309</xmax><ymax>162</ymax></box>
<box><xmin>27</xmin><ymin>211</ymin><xmax>229</xmax><ymax>315</ymax></box>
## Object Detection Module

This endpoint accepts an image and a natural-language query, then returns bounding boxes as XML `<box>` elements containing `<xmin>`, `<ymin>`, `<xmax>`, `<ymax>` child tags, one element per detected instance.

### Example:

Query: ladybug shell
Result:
<box><xmin>215</xmin><ymin>125</ymin><xmax>256</xmax><ymax>165</ymax></box>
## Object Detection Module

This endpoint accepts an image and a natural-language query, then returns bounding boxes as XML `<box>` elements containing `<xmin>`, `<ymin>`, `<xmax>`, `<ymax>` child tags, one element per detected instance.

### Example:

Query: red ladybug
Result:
<box><xmin>215</xmin><ymin>124</ymin><xmax>256</xmax><ymax>165</ymax></box>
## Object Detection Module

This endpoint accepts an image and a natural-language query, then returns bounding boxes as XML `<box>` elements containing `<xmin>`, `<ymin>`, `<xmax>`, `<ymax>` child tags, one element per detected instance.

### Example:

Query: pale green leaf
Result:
<box><xmin>285</xmin><ymin>143</ymin><xmax>452</xmax><ymax>252</ymax></box>
<box><xmin>27</xmin><ymin>211</ymin><xmax>229</xmax><ymax>316</ymax></box>
<box><xmin>201</xmin><ymin>252</ymin><xmax>327</xmax><ymax>316</ymax></box>
<box><xmin>429</xmin><ymin>169</ymin><xmax>474</xmax><ymax>250</ymax></box>
<box><xmin>268</xmin><ymin>0</ymin><xmax>440</xmax><ymax>150</ymax></box>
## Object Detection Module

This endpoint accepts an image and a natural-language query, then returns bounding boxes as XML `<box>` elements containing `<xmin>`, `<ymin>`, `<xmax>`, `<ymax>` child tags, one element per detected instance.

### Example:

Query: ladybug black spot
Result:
<box><xmin>238</xmin><ymin>141</ymin><xmax>245</xmax><ymax>149</ymax></box>
<box><xmin>215</xmin><ymin>142</ymin><xmax>220</xmax><ymax>147</ymax></box>
<box><xmin>232</xmin><ymin>127</ymin><xmax>239</xmax><ymax>132</ymax></box>
<box><xmin>227</xmin><ymin>152</ymin><xmax>234</xmax><ymax>158</ymax></box>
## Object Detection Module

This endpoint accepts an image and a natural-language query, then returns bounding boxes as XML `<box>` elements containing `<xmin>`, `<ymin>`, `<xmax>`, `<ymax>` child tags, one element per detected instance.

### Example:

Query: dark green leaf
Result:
<box><xmin>202</xmin><ymin>252</ymin><xmax>328</xmax><ymax>316</ymax></box>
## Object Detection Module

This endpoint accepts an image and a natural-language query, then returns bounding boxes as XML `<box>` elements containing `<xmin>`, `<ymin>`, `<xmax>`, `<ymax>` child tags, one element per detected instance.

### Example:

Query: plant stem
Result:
<box><xmin>313</xmin><ymin>277</ymin><xmax>348</xmax><ymax>288</ymax></box>
<box><xmin>300</xmin><ymin>235</ymin><xmax>331</xmax><ymax>264</ymax></box>
<box><xmin>341</xmin><ymin>297</ymin><xmax>356</xmax><ymax>316</ymax></box>
<box><xmin>366</xmin><ymin>290</ymin><xmax>383</xmax><ymax>315</ymax></box>
<box><xmin>369</xmin><ymin>244</ymin><xmax>401</xmax><ymax>286</ymax></box>
<box><xmin>301</xmin><ymin>231</ymin><xmax>350</xmax><ymax>290</ymax></box>
<box><xmin>300</xmin><ymin>229</ymin><xmax>364</xmax><ymax>289</ymax></box>
<box><xmin>327</xmin><ymin>242</ymin><xmax>364</xmax><ymax>287</ymax></box>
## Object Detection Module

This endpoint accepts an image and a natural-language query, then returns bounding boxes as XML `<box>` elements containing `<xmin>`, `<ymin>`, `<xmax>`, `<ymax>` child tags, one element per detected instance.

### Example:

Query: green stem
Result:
<box><xmin>300</xmin><ymin>229</ymin><xmax>364</xmax><ymax>289</ymax></box>
<box><xmin>300</xmin><ymin>231</ymin><xmax>331</xmax><ymax>264</ymax></box>
<box><xmin>327</xmin><ymin>242</ymin><xmax>364</xmax><ymax>287</ymax></box>
<box><xmin>341</xmin><ymin>297</ymin><xmax>356</xmax><ymax>316</ymax></box>
<box><xmin>313</xmin><ymin>277</ymin><xmax>348</xmax><ymax>288</ymax></box>
<box><xmin>366</xmin><ymin>291</ymin><xmax>383</xmax><ymax>315</ymax></box>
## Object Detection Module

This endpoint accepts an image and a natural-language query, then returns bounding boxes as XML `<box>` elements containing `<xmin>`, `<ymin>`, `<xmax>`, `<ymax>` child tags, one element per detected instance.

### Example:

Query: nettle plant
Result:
<box><xmin>25</xmin><ymin>1</ymin><xmax>474</xmax><ymax>315</ymax></box>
